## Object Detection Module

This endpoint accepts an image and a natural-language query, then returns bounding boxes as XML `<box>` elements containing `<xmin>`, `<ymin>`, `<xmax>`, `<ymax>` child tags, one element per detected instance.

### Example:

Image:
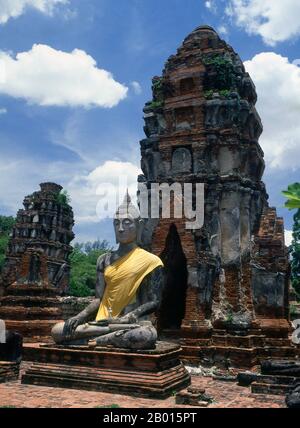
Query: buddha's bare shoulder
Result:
<box><xmin>96</xmin><ymin>252</ymin><xmax>113</xmax><ymax>273</ymax></box>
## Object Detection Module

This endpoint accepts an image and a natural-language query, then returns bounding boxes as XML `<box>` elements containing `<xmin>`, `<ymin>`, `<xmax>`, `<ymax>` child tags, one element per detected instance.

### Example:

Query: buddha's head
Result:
<box><xmin>113</xmin><ymin>191</ymin><xmax>142</xmax><ymax>245</ymax></box>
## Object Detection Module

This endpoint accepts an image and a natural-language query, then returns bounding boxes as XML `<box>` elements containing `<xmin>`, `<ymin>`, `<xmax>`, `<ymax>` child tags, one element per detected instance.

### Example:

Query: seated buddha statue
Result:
<box><xmin>51</xmin><ymin>193</ymin><xmax>164</xmax><ymax>350</ymax></box>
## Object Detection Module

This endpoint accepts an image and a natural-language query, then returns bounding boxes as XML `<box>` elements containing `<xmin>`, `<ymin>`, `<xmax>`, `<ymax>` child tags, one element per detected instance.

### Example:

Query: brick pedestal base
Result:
<box><xmin>21</xmin><ymin>341</ymin><xmax>191</xmax><ymax>398</ymax></box>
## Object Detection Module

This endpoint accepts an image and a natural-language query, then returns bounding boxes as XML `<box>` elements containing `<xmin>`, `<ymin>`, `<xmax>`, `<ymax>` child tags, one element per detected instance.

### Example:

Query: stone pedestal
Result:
<box><xmin>21</xmin><ymin>341</ymin><xmax>191</xmax><ymax>398</ymax></box>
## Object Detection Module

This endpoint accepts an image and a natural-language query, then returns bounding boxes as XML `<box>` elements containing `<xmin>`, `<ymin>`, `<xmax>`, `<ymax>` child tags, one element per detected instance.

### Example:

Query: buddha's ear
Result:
<box><xmin>137</xmin><ymin>218</ymin><xmax>144</xmax><ymax>246</ymax></box>
<box><xmin>113</xmin><ymin>218</ymin><xmax>119</xmax><ymax>244</ymax></box>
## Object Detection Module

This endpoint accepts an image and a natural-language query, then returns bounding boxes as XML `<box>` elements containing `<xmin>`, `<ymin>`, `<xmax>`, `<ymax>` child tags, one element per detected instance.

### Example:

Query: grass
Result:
<box><xmin>95</xmin><ymin>404</ymin><xmax>120</xmax><ymax>408</ymax></box>
<box><xmin>0</xmin><ymin>405</ymin><xmax>17</xmax><ymax>408</ymax></box>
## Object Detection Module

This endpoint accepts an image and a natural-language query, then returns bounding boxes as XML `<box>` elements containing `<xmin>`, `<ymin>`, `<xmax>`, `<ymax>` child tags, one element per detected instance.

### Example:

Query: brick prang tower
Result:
<box><xmin>138</xmin><ymin>26</ymin><xmax>292</xmax><ymax>367</ymax></box>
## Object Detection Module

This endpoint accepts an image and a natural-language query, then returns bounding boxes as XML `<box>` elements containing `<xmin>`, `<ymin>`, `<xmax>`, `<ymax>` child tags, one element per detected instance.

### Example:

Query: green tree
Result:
<box><xmin>282</xmin><ymin>183</ymin><xmax>300</xmax><ymax>299</ymax></box>
<box><xmin>55</xmin><ymin>190</ymin><xmax>71</xmax><ymax>207</ymax></box>
<box><xmin>69</xmin><ymin>240</ymin><xmax>111</xmax><ymax>297</ymax></box>
<box><xmin>203</xmin><ymin>55</ymin><xmax>237</xmax><ymax>92</ymax></box>
<box><xmin>0</xmin><ymin>216</ymin><xmax>15</xmax><ymax>272</ymax></box>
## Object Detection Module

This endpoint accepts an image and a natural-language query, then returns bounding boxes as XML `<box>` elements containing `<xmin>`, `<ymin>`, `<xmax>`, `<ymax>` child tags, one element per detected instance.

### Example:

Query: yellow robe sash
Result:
<box><xmin>96</xmin><ymin>247</ymin><xmax>163</xmax><ymax>321</ymax></box>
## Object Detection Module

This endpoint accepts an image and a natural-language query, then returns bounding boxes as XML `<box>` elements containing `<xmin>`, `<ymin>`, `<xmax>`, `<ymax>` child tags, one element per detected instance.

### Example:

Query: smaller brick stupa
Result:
<box><xmin>0</xmin><ymin>183</ymin><xmax>74</xmax><ymax>342</ymax></box>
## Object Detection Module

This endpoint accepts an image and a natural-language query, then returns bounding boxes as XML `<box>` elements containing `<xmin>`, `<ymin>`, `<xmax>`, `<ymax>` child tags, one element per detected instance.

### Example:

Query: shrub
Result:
<box><xmin>69</xmin><ymin>241</ymin><xmax>112</xmax><ymax>297</ymax></box>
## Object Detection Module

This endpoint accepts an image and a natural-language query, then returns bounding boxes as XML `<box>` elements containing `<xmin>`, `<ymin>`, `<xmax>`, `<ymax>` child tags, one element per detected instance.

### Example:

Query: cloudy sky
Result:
<box><xmin>0</xmin><ymin>0</ymin><xmax>299</xmax><ymax>246</ymax></box>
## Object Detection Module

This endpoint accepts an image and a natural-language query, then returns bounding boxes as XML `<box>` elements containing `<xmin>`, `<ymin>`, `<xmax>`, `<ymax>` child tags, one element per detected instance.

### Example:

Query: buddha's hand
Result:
<box><xmin>63</xmin><ymin>316</ymin><xmax>83</xmax><ymax>338</ymax></box>
<box><xmin>105</xmin><ymin>314</ymin><xmax>137</xmax><ymax>325</ymax></box>
<box><xmin>118</xmin><ymin>313</ymin><xmax>138</xmax><ymax>324</ymax></box>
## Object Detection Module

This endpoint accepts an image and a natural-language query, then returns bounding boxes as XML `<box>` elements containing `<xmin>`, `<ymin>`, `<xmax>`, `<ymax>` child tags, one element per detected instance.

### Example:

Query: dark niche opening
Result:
<box><xmin>28</xmin><ymin>253</ymin><xmax>41</xmax><ymax>283</ymax></box>
<box><xmin>158</xmin><ymin>224</ymin><xmax>188</xmax><ymax>331</ymax></box>
<box><xmin>180</xmin><ymin>77</ymin><xmax>195</xmax><ymax>95</ymax></box>
<box><xmin>174</xmin><ymin>106</ymin><xmax>195</xmax><ymax>130</ymax></box>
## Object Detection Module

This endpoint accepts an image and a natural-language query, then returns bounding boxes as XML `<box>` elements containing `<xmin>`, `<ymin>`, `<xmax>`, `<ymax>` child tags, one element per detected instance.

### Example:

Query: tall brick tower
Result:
<box><xmin>139</xmin><ymin>26</ymin><xmax>292</xmax><ymax>367</ymax></box>
<box><xmin>0</xmin><ymin>182</ymin><xmax>75</xmax><ymax>342</ymax></box>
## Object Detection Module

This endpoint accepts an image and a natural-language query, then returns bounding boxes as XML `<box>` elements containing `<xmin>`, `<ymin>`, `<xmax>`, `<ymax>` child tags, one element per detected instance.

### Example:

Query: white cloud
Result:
<box><xmin>0</xmin><ymin>44</ymin><xmax>128</xmax><ymax>108</ymax></box>
<box><xmin>218</xmin><ymin>25</ymin><xmax>229</xmax><ymax>36</ymax></box>
<box><xmin>285</xmin><ymin>230</ymin><xmax>293</xmax><ymax>246</ymax></box>
<box><xmin>244</xmin><ymin>52</ymin><xmax>300</xmax><ymax>170</ymax></box>
<box><xmin>0</xmin><ymin>108</ymin><xmax>7</xmax><ymax>114</ymax></box>
<box><xmin>0</xmin><ymin>0</ymin><xmax>69</xmax><ymax>24</ymax></box>
<box><xmin>0</xmin><ymin>154</ymin><xmax>141</xmax><ymax>244</ymax></box>
<box><xmin>226</xmin><ymin>0</ymin><xmax>300</xmax><ymax>46</ymax></box>
<box><xmin>205</xmin><ymin>0</ymin><xmax>217</xmax><ymax>13</ymax></box>
<box><xmin>131</xmin><ymin>81</ymin><xmax>142</xmax><ymax>95</ymax></box>
<box><xmin>0</xmin><ymin>155</ymin><xmax>76</xmax><ymax>213</ymax></box>
<box><xmin>68</xmin><ymin>160</ymin><xmax>142</xmax><ymax>223</ymax></box>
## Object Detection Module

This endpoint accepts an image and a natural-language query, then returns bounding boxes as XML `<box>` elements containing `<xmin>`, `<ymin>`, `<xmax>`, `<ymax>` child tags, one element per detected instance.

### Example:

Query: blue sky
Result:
<box><xmin>0</xmin><ymin>0</ymin><xmax>299</xmax><ymax>246</ymax></box>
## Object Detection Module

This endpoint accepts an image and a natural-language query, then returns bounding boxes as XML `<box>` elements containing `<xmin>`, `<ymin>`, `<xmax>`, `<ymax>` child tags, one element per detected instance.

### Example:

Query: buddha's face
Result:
<box><xmin>113</xmin><ymin>214</ymin><xmax>138</xmax><ymax>244</ymax></box>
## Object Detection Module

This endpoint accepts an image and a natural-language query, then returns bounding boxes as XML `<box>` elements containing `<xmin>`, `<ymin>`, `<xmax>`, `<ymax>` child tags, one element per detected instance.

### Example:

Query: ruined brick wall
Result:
<box><xmin>251</xmin><ymin>207</ymin><xmax>290</xmax><ymax>319</ymax></box>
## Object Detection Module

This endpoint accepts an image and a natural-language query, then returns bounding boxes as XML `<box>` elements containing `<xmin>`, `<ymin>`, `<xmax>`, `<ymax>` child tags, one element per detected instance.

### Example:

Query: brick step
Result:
<box><xmin>211</xmin><ymin>334</ymin><xmax>265</xmax><ymax>348</ymax></box>
<box><xmin>251</xmin><ymin>382</ymin><xmax>292</xmax><ymax>395</ymax></box>
<box><xmin>180</xmin><ymin>339</ymin><xmax>211</xmax><ymax>347</ymax></box>
<box><xmin>0</xmin><ymin>296</ymin><xmax>61</xmax><ymax>308</ymax></box>
<box><xmin>180</xmin><ymin>346</ymin><xmax>201</xmax><ymax>357</ymax></box>
<box><xmin>257</xmin><ymin>319</ymin><xmax>291</xmax><ymax>338</ymax></box>
<box><xmin>162</xmin><ymin>327</ymin><xmax>212</xmax><ymax>339</ymax></box>
<box><xmin>5</xmin><ymin>286</ymin><xmax>58</xmax><ymax>297</ymax></box>
<box><xmin>6</xmin><ymin>320</ymin><xmax>60</xmax><ymax>344</ymax></box>
<box><xmin>251</xmin><ymin>373</ymin><xmax>295</xmax><ymax>386</ymax></box>
<box><xmin>264</xmin><ymin>338</ymin><xmax>292</xmax><ymax>347</ymax></box>
<box><xmin>22</xmin><ymin>363</ymin><xmax>190</xmax><ymax>398</ymax></box>
<box><xmin>196</xmin><ymin>345</ymin><xmax>258</xmax><ymax>368</ymax></box>
<box><xmin>257</xmin><ymin>347</ymin><xmax>297</xmax><ymax>359</ymax></box>
<box><xmin>0</xmin><ymin>361</ymin><xmax>20</xmax><ymax>383</ymax></box>
<box><xmin>27</xmin><ymin>362</ymin><xmax>186</xmax><ymax>383</ymax></box>
<box><xmin>213</xmin><ymin>329</ymin><xmax>261</xmax><ymax>336</ymax></box>
<box><xmin>23</xmin><ymin>336</ymin><xmax>53</xmax><ymax>344</ymax></box>
<box><xmin>0</xmin><ymin>306</ymin><xmax>63</xmax><ymax>320</ymax></box>
<box><xmin>237</xmin><ymin>371</ymin><xmax>294</xmax><ymax>387</ymax></box>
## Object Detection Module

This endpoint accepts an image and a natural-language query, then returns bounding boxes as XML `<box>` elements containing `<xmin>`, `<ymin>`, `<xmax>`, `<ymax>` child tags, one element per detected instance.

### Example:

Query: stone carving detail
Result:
<box><xmin>172</xmin><ymin>148</ymin><xmax>192</xmax><ymax>174</ymax></box>
<box><xmin>204</xmin><ymin>92</ymin><xmax>260</xmax><ymax>133</ymax></box>
<box><xmin>140</xmin><ymin>138</ymin><xmax>163</xmax><ymax>181</ymax></box>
